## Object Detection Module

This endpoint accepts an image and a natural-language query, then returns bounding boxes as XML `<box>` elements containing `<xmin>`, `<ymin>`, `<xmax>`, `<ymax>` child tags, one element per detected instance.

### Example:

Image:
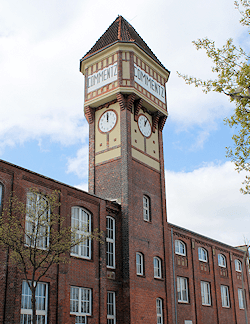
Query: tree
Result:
<box><xmin>177</xmin><ymin>0</ymin><xmax>250</xmax><ymax>193</ymax></box>
<box><xmin>0</xmin><ymin>188</ymin><xmax>102</xmax><ymax>324</ymax></box>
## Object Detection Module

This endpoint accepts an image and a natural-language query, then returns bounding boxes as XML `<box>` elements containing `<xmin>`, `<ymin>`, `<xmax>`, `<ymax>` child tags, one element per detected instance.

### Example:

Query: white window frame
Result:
<box><xmin>201</xmin><ymin>281</ymin><xmax>211</xmax><ymax>306</ymax></box>
<box><xmin>198</xmin><ymin>247</ymin><xmax>208</xmax><ymax>262</ymax></box>
<box><xmin>20</xmin><ymin>281</ymin><xmax>48</xmax><ymax>324</ymax></box>
<box><xmin>154</xmin><ymin>257</ymin><xmax>162</xmax><ymax>279</ymax></box>
<box><xmin>107</xmin><ymin>291</ymin><xmax>116</xmax><ymax>324</ymax></box>
<box><xmin>156</xmin><ymin>298</ymin><xmax>163</xmax><ymax>324</ymax></box>
<box><xmin>106</xmin><ymin>216</ymin><xmax>115</xmax><ymax>269</ymax></box>
<box><xmin>235</xmin><ymin>259</ymin><xmax>242</xmax><ymax>272</ymax></box>
<box><xmin>136</xmin><ymin>252</ymin><xmax>144</xmax><ymax>276</ymax></box>
<box><xmin>177</xmin><ymin>277</ymin><xmax>189</xmax><ymax>303</ymax></box>
<box><xmin>218</xmin><ymin>254</ymin><xmax>226</xmax><ymax>268</ymax></box>
<box><xmin>70</xmin><ymin>287</ymin><xmax>92</xmax><ymax>316</ymax></box>
<box><xmin>221</xmin><ymin>285</ymin><xmax>230</xmax><ymax>308</ymax></box>
<box><xmin>26</xmin><ymin>192</ymin><xmax>50</xmax><ymax>250</ymax></box>
<box><xmin>71</xmin><ymin>207</ymin><xmax>91</xmax><ymax>259</ymax></box>
<box><xmin>238</xmin><ymin>288</ymin><xmax>245</xmax><ymax>309</ymax></box>
<box><xmin>143</xmin><ymin>195</ymin><xmax>150</xmax><ymax>221</ymax></box>
<box><xmin>175</xmin><ymin>240</ymin><xmax>186</xmax><ymax>256</ymax></box>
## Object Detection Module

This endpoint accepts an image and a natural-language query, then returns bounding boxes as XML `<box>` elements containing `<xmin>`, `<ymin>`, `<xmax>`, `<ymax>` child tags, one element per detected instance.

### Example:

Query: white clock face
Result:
<box><xmin>138</xmin><ymin>114</ymin><xmax>152</xmax><ymax>137</ymax></box>
<box><xmin>99</xmin><ymin>110</ymin><xmax>117</xmax><ymax>133</ymax></box>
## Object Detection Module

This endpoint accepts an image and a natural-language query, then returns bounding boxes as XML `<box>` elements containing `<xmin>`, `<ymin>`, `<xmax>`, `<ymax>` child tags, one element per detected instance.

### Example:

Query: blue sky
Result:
<box><xmin>0</xmin><ymin>0</ymin><xmax>249</xmax><ymax>246</ymax></box>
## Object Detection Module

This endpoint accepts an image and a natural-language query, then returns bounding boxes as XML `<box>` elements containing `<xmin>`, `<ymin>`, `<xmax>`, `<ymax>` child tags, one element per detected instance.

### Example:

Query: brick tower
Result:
<box><xmin>80</xmin><ymin>16</ymin><xmax>172</xmax><ymax>323</ymax></box>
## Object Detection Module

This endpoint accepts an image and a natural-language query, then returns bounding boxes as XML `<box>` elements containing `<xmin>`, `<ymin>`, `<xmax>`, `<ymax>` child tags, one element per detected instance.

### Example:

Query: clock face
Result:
<box><xmin>98</xmin><ymin>110</ymin><xmax>117</xmax><ymax>133</ymax></box>
<box><xmin>138</xmin><ymin>114</ymin><xmax>152</xmax><ymax>138</ymax></box>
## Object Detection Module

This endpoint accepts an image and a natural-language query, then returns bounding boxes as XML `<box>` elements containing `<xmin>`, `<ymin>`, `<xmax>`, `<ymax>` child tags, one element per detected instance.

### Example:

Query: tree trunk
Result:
<box><xmin>31</xmin><ymin>284</ymin><xmax>36</xmax><ymax>324</ymax></box>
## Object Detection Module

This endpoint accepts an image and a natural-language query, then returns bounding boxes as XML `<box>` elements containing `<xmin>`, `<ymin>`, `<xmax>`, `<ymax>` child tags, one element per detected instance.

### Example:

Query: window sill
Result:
<box><xmin>178</xmin><ymin>301</ymin><xmax>189</xmax><ymax>304</ymax></box>
<box><xmin>70</xmin><ymin>255</ymin><xmax>93</xmax><ymax>262</ymax></box>
<box><xmin>202</xmin><ymin>304</ymin><xmax>211</xmax><ymax>307</ymax></box>
<box><xmin>154</xmin><ymin>276</ymin><xmax>164</xmax><ymax>281</ymax></box>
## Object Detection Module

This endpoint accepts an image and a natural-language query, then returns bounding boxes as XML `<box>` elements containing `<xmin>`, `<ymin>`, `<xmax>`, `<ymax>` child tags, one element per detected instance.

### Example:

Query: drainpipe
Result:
<box><xmin>171</xmin><ymin>228</ymin><xmax>177</xmax><ymax>324</ymax></box>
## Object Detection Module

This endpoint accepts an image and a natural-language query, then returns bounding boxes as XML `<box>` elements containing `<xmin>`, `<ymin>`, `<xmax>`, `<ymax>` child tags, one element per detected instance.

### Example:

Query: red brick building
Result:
<box><xmin>0</xmin><ymin>16</ymin><xmax>249</xmax><ymax>324</ymax></box>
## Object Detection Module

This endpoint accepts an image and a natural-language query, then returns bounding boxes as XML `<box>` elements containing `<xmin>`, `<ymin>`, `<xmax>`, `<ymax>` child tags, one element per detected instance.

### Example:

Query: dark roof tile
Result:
<box><xmin>82</xmin><ymin>16</ymin><xmax>167</xmax><ymax>71</ymax></box>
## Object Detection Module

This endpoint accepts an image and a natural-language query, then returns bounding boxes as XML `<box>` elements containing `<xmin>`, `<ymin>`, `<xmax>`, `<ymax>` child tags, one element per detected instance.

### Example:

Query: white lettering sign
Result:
<box><xmin>87</xmin><ymin>63</ymin><xmax>118</xmax><ymax>93</ymax></box>
<box><xmin>134</xmin><ymin>64</ymin><xmax>165</xmax><ymax>103</ymax></box>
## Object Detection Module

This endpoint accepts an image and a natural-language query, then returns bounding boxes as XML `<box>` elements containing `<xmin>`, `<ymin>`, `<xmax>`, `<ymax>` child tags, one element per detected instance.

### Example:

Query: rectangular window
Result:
<box><xmin>221</xmin><ymin>285</ymin><xmax>230</xmax><ymax>307</ymax></box>
<box><xmin>71</xmin><ymin>207</ymin><xmax>91</xmax><ymax>259</ymax></box>
<box><xmin>136</xmin><ymin>253</ymin><xmax>143</xmax><ymax>275</ymax></box>
<box><xmin>20</xmin><ymin>281</ymin><xmax>48</xmax><ymax>324</ymax></box>
<box><xmin>26</xmin><ymin>192</ymin><xmax>50</xmax><ymax>249</ymax></box>
<box><xmin>70</xmin><ymin>287</ymin><xmax>92</xmax><ymax>316</ymax></box>
<box><xmin>107</xmin><ymin>291</ymin><xmax>116</xmax><ymax>324</ymax></box>
<box><xmin>177</xmin><ymin>277</ymin><xmax>188</xmax><ymax>303</ymax></box>
<box><xmin>156</xmin><ymin>298</ymin><xmax>163</xmax><ymax>324</ymax></box>
<box><xmin>201</xmin><ymin>281</ymin><xmax>211</xmax><ymax>306</ymax></box>
<box><xmin>238</xmin><ymin>288</ymin><xmax>244</xmax><ymax>309</ymax></box>
<box><xmin>143</xmin><ymin>196</ymin><xmax>150</xmax><ymax>221</ymax></box>
<box><xmin>106</xmin><ymin>217</ymin><xmax>115</xmax><ymax>268</ymax></box>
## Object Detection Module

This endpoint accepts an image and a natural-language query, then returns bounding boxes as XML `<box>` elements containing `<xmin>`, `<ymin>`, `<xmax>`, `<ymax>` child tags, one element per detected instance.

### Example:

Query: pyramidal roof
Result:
<box><xmin>82</xmin><ymin>16</ymin><xmax>167</xmax><ymax>71</ymax></box>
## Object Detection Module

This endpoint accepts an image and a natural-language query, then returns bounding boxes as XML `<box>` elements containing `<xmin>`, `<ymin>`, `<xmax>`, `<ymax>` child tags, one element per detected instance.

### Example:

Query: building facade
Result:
<box><xmin>0</xmin><ymin>16</ymin><xmax>249</xmax><ymax>324</ymax></box>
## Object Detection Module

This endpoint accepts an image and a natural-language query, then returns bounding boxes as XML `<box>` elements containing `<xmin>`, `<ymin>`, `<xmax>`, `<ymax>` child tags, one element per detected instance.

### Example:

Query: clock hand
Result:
<box><xmin>107</xmin><ymin>112</ymin><xmax>109</xmax><ymax>122</ymax></box>
<box><xmin>144</xmin><ymin>120</ymin><xmax>147</xmax><ymax>127</ymax></box>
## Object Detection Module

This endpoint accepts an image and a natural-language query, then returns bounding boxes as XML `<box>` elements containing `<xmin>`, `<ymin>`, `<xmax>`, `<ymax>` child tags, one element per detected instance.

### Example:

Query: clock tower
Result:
<box><xmin>80</xmin><ymin>16</ymin><xmax>173</xmax><ymax>323</ymax></box>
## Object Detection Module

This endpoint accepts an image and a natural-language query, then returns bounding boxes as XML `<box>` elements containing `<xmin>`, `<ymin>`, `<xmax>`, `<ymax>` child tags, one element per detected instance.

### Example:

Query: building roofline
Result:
<box><xmin>0</xmin><ymin>158</ymin><xmax>118</xmax><ymax>205</ymax></box>
<box><xmin>168</xmin><ymin>222</ymin><xmax>244</xmax><ymax>254</ymax></box>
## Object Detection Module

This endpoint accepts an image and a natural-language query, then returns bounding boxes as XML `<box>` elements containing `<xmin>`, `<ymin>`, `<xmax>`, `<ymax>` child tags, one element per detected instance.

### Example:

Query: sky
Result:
<box><xmin>0</xmin><ymin>0</ymin><xmax>249</xmax><ymax>246</ymax></box>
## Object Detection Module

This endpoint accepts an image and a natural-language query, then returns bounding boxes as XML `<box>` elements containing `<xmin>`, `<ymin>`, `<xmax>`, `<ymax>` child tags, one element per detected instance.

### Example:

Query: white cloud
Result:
<box><xmin>166</xmin><ymin>162</ymin><xmax>250</xmax><ymax>246</ymax></box>
<box><xmin>66</xmin><ymin>146</ymin><xmax>89</xmax><ymax>179</ymax></box>
<box><xmin>0</xmin><ymin>0</ymin><xmax>245</xmax><ymax>154</ymax></box>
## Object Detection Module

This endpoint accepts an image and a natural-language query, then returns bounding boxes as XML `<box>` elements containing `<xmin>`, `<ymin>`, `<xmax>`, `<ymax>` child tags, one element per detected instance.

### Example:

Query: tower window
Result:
<box><xmin>156</xmin><ymin>298</ymin><xmax>163</xmax><ymax>324</ymax></box>
<box><xmin>154</xmin><ymin>257</ymin><xmax>162</xmax><ymax>279</ymax></box>
<box><xmin>143</xmin><ymin>195</ymin><xmax>150</xmax><ymax>221</ymax></box>
<box><xmin>71</xmin><ymin>207</ymin><xmax>91</xmax><ymax>259</ymax></box>
<box><xmin>107</xmin><ymin>291</ymin><xmax>116</xmax><ymax>324</ymax></box>
<box><xmin>136</xmin><ymin>252</ymin><xmax>144</xmax><ymax>276</ymax></box>
<box><xmin>106</xmin><ymin>216</ymin><xmax>115</xmax><ymax>268</ymax></box>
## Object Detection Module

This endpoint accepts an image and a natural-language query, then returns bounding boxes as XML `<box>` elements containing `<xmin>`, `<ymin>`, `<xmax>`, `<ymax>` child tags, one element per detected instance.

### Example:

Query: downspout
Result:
<box><xmin>171</xmin><ymin>228</ymin><xmax>177</xmax><ymax>324</ymax></box>
<box><xmin>3</xmin><ymin>171</ymin><xmax>14</xmax><ymax>323</ymax></box>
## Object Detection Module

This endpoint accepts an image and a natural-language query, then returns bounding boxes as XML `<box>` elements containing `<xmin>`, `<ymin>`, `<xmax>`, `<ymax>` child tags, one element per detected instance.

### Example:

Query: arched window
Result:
<box><xmin>218</xmin><ymin>254</ymin><xmax>226</xmax><ymax>267</ymax></box>
<box><xmin>71</xmin><ymin>207</ymin><xmax>91</xmax><ymax>259</ymax></box>
<box><xmin>153</xmin><ymin>257</ymin><xmax>162</xmax><ymax>279</ymax></box>
<box><xmin>198</xmin><ymin>247</ymin><xmax>208</xmax><ymax>262</ymax></box>
<box><xmin>136</xmin><ymin>252</ymin><xmax>144</xmax><ymax>276</ymax></box>
<box><xmin>143</xmin><ymin>195</ymin><xmax>150</xmax><ymax>221</ymax></box>
<box><xmin>175</xmin><ymin>240</ymin><xmax>186</xmax><ymax>256</ymax></box>
<box><xmin>26</xmin><ymin>192</ymin><xmax>50</xmax><ymax>249</ymax></box>
<box><xmin>235</xmin><ymin>259</ymin><xmax>242</xmax><ymax>272</ymax></box>
<box><xmin>156</xmin><ymin>298</ymin><xmax>163</xmax><ymax>324</ymax></box>
<box><xmin>106</xmin><ymin>216</ymin><xmax>115</xmax><ymax>268</ymax></box>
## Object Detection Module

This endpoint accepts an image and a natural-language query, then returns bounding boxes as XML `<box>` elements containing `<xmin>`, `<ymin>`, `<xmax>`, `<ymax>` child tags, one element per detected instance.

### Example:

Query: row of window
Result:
<box><xmin>175</xmin><ymin>240</ymin><xmax>243</xmax><ymax>272</ymax></box>
<box><xmin>177</xmin><ymin>276</ymin><xmax>245</xmax><ymax>309</ymax></box>
<box><xmin>21</xmin><ymin>281</ymin><xmax>164</xmax><ymax>324</ymax></box>
<box><xmin>24</xmin><ymin>192</ymin><xmax>244</xmax><ymax>276</ymax></box>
